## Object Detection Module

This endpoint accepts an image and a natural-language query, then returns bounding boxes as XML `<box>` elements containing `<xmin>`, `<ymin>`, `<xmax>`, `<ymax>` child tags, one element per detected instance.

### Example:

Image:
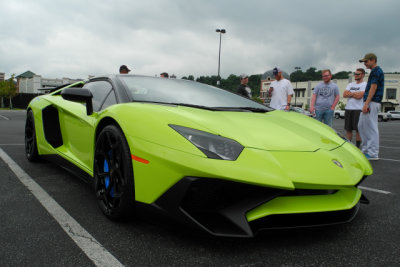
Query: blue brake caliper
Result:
<box><xmin>104</xmin><ymin>150</ymin><xmax>114</xmax><ymax>197</ymax></box>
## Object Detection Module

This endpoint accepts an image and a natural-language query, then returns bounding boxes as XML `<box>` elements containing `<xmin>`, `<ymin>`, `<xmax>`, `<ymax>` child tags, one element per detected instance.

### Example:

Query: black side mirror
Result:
<box><xmin>61</xmin><ymin>88</ymin><xmax>93</xmax><ymax>115</ymax></box>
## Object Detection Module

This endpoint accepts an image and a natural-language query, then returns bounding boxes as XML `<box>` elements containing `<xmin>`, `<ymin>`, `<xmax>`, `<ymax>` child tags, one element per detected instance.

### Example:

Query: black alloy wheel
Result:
<box><xmin>25</xmin><ymin>110</ymin><xmax>40</xmax><ymax>161</ymax></box>
<box><xmin>94</xmin><ymin>124</ymin><xmax>135</xmax><ymax>220</ymax></box>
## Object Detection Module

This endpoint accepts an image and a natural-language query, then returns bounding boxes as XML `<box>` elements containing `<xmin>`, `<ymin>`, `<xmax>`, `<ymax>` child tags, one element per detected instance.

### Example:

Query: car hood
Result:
<box><xmin>157</xmin><ymin>106</ymin><xmax>344</xmax><ymax>152</ymax></box>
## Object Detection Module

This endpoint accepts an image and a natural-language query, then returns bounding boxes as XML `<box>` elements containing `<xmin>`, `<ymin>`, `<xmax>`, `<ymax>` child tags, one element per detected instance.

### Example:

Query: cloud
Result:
<box><xmin>1</xmin><ymin>0</ymin><xmax>399</xmax><ymax>80</ymax></box>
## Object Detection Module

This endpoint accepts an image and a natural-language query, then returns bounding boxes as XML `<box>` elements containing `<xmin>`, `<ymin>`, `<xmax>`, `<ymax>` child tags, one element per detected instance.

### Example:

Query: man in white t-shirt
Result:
<box><xmin>343</xmin><ymin>68</ymin><xmax>366</xmax><ymax>148</ymax></box>
<box><xmin>268</xmin><ymin>67</ymin><xmax>294</xmax><ymax>110</ymax></box>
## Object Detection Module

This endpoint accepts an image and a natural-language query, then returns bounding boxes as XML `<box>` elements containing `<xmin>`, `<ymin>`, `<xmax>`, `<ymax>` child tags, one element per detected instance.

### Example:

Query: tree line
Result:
<box><xmin>0</xmin><ymin>67</ymin><xmax>358</xmax><ymax>109</ymax></box>
<box><xmin>182</xmin><ymin>67</ymin><xmax>353</xmax><ymax>97</ymax></box>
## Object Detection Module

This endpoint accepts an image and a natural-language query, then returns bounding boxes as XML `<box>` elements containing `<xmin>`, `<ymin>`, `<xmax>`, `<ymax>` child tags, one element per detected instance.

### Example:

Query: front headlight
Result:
<box><xmin>170</xmin><ymin>125</ymin><xmax>243</xmax><ymax>160</ymax></box>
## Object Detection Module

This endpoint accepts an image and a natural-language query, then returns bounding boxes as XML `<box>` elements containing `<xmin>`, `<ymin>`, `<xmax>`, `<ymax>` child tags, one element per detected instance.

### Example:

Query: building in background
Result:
<box><xmin>0</xmin><ymin>72</ymin><xmax>5</xmax><ymax>81</ymax></box>
<box><xmin>16</xmin><ymin>70</ymin><xmax>82</xmax><ymax>94</ymax></box>
<box><xmin>260</xmin><ymin>71</ymin><xmax>400</xmax><ymax>112</ymax></box>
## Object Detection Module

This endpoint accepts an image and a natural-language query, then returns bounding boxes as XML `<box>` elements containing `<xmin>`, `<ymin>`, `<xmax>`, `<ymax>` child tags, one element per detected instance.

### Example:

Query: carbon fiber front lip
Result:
<box><xmin>153</xmin><ymin>177</ymin><xmax>358</xmax><ymax>237</ymax></box>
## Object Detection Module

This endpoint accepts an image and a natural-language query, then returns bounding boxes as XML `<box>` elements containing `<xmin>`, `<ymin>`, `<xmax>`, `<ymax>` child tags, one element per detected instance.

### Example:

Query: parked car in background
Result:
<box><xmin>335</xmin><ymin>109</ymin><xmax>390</xmax><ymax>122</ymax></box>
<box><xmin>387</xmin><ymin>110</ymin><xmax>400</xmax><ymax>120</ymax></box>
<box><xmin>378</xmin><ymin>112</ymin><xmax>391</xmax><ymax>122</ymax></box>
<box><xmin>334</xmin><ymin>110</ymin><xmax>345</xmax><ymax>119</ymax></box>
<box><xmin>290</xmin><ymin>106</ymin><xmax>312</xmax><ymax>117</ymax></box>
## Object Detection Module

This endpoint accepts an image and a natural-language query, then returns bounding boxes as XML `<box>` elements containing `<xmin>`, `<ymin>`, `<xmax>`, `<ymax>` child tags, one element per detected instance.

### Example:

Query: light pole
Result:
<box><xmin>216</xmin><ymin>29</ymin><xmax>226</xmax><ymax>86</ymax></box>
<box><xmin>293</xmin><ymin>66</ymin><xmax>301</xmax><ymax>106</ymax></box>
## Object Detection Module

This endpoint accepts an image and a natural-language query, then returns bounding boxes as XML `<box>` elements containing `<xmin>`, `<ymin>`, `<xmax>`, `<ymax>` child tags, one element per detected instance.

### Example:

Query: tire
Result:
<box><xmin>25</xmin><ymin>110</ymin><xmax>40</xmax><ymax>161</ymax></box>
<box><xmin>378</xmin><ymin>116</ymin><xmax>383</xmax><ymax>122</ymax></box>
<box><xmin>335</xmin><ymin>113</ymin><xmax>340</xmax><ymax>119</ymax></box>
<box><xmin>94</xmin><ymin>125</ymin><xmax>135</xmax><ymax>220</ymax></box>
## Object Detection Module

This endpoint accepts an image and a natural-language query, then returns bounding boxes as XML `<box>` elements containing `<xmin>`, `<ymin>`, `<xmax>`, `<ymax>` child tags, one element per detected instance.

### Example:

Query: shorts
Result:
<box><xmin>345</xmin><ymin>109</ymin><xmax>361</xmax><ymax>131</ymax></box>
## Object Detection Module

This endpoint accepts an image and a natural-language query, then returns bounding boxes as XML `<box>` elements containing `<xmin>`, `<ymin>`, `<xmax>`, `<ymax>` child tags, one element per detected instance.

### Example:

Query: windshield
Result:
<box><xmin>118</xmin><ymin>76</ymin><xmax>271</xmax><ymax>111</ymax></box>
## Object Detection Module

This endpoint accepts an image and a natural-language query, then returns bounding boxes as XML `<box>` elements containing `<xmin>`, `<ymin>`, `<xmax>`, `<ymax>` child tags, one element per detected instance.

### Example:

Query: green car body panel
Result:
<box><xmin>26</xmin><ymin>76</ymin><xmax>373</xmax><ymax>237</ymax></box>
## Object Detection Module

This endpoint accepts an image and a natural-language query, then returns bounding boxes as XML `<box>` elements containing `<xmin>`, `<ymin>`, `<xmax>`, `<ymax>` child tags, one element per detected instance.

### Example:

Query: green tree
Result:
<box><xmin>220</xmin><ymin>74</ymin><xmax>239</xmax><ymax>92</ymax></box>
<box><xmin>0</xmin><ymin>80</ymin><xmax>5</xmax><ymax>108</ymax></box>
<box><xmin>0</xmin><ymin>75</ymin><xmax>17</xmax><ymax>108</ymax></box>
<box><xmin>337</xmin><ymin>101</ymin><xmax>346</xmax><ymax>110</ymax></box>
<box><xmin>332</xmin><ymin>71</ymin><xmax>351</xmax><ymax>80</ymax></box>
<box><xmin>248</xmin><ymin>74</ymin><xmax>261</xmax><ymax>97</ymax></box>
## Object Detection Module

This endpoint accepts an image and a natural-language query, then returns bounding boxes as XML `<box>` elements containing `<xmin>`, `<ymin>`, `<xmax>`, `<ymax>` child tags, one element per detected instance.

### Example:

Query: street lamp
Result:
<box><xmin>216</xmin><ymin>29</ymin><xmax>226</xmax><ymax>86</ymax></box>
<box><xmin>293</xmin><ymin>66</ymin><xmax>301</xmax><ymax>106</ymax></box>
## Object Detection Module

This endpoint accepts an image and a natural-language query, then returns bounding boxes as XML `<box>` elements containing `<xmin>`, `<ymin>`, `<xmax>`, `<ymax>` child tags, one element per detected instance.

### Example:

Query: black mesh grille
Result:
<box><xmin>250</xmin><ymin>204</ymin><xmax>360</xmax><ymax>232</ymax></box>
<box><xmin>155</xmin><ymin>177</ymin><xmax>358</xmax><ymax>237</ymax></box>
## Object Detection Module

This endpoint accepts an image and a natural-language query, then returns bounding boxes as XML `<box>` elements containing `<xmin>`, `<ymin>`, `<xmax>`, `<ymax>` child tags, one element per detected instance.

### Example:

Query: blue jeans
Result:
<box><xmin>315</xmin><ymin>109</ymin><xmax>334</xmax><ymax>127</ymax></box>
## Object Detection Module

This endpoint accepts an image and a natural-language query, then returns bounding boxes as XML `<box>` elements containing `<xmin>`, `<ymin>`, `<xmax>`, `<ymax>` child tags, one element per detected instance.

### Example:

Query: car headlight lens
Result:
<box><xmin>170</xmin><ymin>125</ymin><xmax>243</xmax><ymax>160</ymax></box>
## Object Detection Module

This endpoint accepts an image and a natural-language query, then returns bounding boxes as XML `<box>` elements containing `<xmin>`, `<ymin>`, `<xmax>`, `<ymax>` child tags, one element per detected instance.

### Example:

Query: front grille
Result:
<box><xmin>250</xmin><ymin>204</ymin><xmax>360</xmax><ymax>232</ymax></box>
<box><xmin>180</xmin><ymin>178</ymin><xmax>284</xmax><ymax>236</ymax></box>
<box><xmin>155</xmin><ymin>176</ymin><xmax>358</xmax><ymax>237</ymax></box>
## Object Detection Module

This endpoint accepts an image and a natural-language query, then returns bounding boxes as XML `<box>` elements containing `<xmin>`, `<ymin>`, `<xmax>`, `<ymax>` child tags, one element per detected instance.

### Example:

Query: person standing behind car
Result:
<box><xmin>310</xmin><ymin>69</ymin><xmax>340</xmax><ymax>127</ymax></box>
<box><xmin>358</xmin><ymin>53</ymin><xmax>384</xmax><ymax>161</ymax></box>
<box><xmin>343</xmin><ymin>68</ymin><xmax>366</xmax><ymax>148</ymax></box>
<box><xmin>236</xmin><ymin>74</ymin><xmax>252</xmax><ymax>99</ymax></box>
<box><xmin>119</xmin><ymin>65</ymin><xmax>131</xmax><ymax>74</ymax></box>
<box><xmin>268</xmin><ymin>67</ymin><xmax>294</xmax><ymax>110</ymax></box>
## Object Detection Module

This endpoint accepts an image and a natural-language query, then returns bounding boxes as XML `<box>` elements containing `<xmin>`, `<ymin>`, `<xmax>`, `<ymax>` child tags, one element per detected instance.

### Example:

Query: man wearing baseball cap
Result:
<box><xmin>119</xmin><ymin>65</ymin><xmax>131</xmax><ymax>74</ymax></box>
<box><xmin>357</xmin><ymin>53</ymin><xmax>384</xmax><ymax>160</ymax></box>
<box><xmin>236</xmin><ymin>74</ymin><xmax>252</xmax><ymax>99</ymax></box>
<box><xmin>268</xmin><ymin>67</ymin><xmax>294</xmax><ymax>110</ymax></box>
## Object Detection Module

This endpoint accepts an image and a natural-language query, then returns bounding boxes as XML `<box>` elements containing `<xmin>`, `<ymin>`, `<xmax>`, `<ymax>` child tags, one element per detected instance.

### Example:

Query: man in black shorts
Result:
<box><xmin>343</xmin><ymin>68</ymin><xmax>366</xmax><ymax>148</ymax></box>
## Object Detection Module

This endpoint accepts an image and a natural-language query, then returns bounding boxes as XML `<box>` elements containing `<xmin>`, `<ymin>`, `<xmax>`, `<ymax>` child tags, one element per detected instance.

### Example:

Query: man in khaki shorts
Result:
<box><xmin>343</xmin><ymin>68</ymin><xmax>366</xmax><ymax>148</ymax></box>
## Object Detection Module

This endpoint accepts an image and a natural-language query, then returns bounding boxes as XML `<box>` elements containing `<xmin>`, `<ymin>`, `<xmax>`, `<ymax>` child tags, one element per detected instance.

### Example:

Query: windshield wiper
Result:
<box><xmin>169</xmin><ymin>103</ymin><xmax>222</xmax><ymax>111</ymax></box>
<box><xmin>133</xmin><ymin>101</ymin><xmax>269</xmax><ymax>112</ymax></box>
<box><xmin>215</xmin><ymin>107</ymin><xmax>270</xmax><ymax>113</ymax></box>
<box><xmin>134</xmin><ymin>101</ymin><xmax>221</xmax><ymax>111</ymax></box>
<box><xmin>173</xmin><ymin>104</ymin><xmax>270</xmax><ymax>112</ymax></box>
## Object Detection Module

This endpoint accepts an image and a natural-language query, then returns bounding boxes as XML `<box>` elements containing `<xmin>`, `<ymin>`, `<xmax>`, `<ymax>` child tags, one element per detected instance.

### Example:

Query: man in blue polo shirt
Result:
<box><xmin>358</xmin><ymin>53</ymin><xmax>384</xmax><ymax>160</ymax></box>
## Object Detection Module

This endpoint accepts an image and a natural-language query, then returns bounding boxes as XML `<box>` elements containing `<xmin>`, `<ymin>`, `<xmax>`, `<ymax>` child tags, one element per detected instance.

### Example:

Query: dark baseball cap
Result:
<box><xmin>119</xmin><ymin>65</ymin><xmax>131</xmax><ymax>72</ymax></box>
<box><xmin>272</xmin><ymin>67</ymin><xmax>282</xmax><ymax>75</ymax></box>
<box><xmin>359</xmin><ymin>53</ymin><xmax>377</xmax><ymax>63</ymax></box>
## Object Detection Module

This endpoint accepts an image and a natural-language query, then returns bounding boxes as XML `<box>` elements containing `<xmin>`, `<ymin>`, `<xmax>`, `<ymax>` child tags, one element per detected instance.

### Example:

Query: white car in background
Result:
<box><xmin>334</xmin><ymin>110</ymin><xmax>345</xmax><ymax>119</ymax></box>
<box><xmin>335</xmin><ymin>109</ymin><xmax>390</xmax><ymax>122</ymax></box>
<box><xmin>387</xmin><ymin>110</ymin><xmax>400</xmax><ymax>120</ymax></box>
<box><xmin>378</xmin><ymin>112</ymin><xmax>391</xmax><ymax>122</ymax></box>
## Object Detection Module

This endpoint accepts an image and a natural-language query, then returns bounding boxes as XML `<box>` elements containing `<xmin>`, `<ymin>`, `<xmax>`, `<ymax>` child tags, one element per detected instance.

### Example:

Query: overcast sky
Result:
<box><xmin>1</xmin><ymin>0</ymin><xmax>399</xmax><ymax>80</ymax></box>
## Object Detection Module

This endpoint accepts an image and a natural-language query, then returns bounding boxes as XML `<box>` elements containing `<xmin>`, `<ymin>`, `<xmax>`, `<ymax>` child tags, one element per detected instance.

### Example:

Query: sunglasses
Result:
<box><xmin>354</xmin><ymin>73</ymin><xmax>362</xmax><ymax>76</ymax></box>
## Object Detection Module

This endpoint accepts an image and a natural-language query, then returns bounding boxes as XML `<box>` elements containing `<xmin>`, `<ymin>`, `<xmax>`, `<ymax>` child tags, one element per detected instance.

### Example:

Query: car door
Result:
<box><xmin>57</xmin><ymin>80</ymin><xmax>116</xmax><ymax>174</ymax></box>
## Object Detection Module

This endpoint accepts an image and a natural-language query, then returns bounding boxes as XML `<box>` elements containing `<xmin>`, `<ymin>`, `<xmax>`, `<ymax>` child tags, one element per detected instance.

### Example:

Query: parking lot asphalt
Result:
<box><xmin>1</xmin><ymin>110</ymin><xmax>399</xmax><ymax>266</ymax></box>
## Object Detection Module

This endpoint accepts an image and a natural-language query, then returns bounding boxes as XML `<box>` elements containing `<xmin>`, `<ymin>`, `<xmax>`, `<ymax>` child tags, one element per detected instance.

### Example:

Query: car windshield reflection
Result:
<box><xmin>118</xmin><ymin>76</ymin><xmax>271</xmax><ymax>111</ymax></box>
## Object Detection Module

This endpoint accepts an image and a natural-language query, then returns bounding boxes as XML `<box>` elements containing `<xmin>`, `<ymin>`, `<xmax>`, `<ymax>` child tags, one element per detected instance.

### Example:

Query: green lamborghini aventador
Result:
<box><xmin>25</xmin><ymin>75</ymin><xmax>372</xmax><ymax>237</ymax></box>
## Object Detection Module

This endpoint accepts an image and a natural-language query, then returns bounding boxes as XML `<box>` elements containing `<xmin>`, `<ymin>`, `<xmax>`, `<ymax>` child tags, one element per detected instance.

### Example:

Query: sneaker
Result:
<box><xmin>365</xmin><ymin>153</ymin><xmax>379</xmax><ymax>161</ymax></box>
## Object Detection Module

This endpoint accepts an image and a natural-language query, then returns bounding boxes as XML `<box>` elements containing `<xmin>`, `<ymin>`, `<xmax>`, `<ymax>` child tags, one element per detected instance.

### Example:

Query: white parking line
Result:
<box><xmin>0</xmin><ymin>144</ymin><xmax>24</xmax><ymax>146</ymax></box>
<box><xmin>380</xmin><ymin>158</ymin><xmax>400</xmax><ymax>162</ymax></box>
<box><xmin>0</xmin><ymin>148</ymin><xmax>123</xmax><ymax>267</ymax></box>
<box><xmin>0</xmin><ymin>115</ymin><xmax>10</xmax><ymax>120</ymax></box>
<box><xmin>358</xmin><ymin>186</ymin><xmax>392</xmax><ymax>195</ymax></box>
<box><xmin>380</xmin><ymin>146</ymin><xmax>400</xmax><ymax>149</ymax></box>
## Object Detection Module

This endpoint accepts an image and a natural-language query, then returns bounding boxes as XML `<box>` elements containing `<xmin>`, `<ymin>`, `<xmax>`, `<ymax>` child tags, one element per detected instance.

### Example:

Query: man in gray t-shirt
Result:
<box><xmin>310</xmin><ymin>69</ymin><xmax>340</xmax><ymax>127</ymax></box>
